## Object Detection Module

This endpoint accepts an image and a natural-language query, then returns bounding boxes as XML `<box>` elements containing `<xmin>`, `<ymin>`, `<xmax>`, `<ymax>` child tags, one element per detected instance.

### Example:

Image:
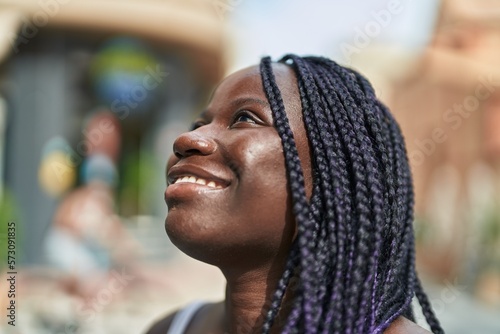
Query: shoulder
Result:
<box><xmin>384</xmin><ymin>316</ymin><xmax>432</xmax><ymax>334</ymax></box>
<box><xmin>144</xmin><ymin>311</ymin><xmax>178</xmax><ymax>334</ymax></box>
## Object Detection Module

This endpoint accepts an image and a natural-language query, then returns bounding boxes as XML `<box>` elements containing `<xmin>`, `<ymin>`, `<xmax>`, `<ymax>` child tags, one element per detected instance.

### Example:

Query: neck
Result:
<box><xmin>221</xmin><ymin>263</ymin><xmax>288</xmax><ymax>334</ymax></box>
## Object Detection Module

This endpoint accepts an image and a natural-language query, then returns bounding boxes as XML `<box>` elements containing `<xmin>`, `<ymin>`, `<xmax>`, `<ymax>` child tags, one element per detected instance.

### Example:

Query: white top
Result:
<box><xmin>167</xmin><ymin>301</ymin><xmax>206</xmax><ymax>334</ymax></box>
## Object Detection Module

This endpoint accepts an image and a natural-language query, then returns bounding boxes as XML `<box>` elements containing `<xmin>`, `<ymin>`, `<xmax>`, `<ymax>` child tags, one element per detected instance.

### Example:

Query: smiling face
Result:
<box><xmin>165</xmin><ymin>63</ymin><xmax>311</xmax><ymax>270</ymax></box>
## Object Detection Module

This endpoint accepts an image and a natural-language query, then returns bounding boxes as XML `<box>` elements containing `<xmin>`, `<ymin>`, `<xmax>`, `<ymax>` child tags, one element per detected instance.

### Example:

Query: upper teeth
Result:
<box><xmin>174</xmin><ymin>175</ymin><xmax>222</xmax><ymax>189</ymax></box>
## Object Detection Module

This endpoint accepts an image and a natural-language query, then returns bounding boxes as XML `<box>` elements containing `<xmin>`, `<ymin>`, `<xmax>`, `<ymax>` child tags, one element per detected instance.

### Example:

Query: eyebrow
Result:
<box><xmin>198</xmin><ymin>97</ymin><xmax>270</xmax><ymax>119</ymax></box>
<box><xmin>228</xmin><ymin>97</ymin><xmax>270</xmax><ymax>109</ymax></box>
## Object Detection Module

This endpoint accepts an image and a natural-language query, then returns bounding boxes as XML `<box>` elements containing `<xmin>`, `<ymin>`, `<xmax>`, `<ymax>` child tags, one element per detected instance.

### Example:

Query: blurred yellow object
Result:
<box><xmin>38</xmin><ymin>151</ymin><xmax>76</xmax><ymax>196</ymax></box>
<box><xmin>0</xmin><ymin>8</ymin><xmax>22</xmax><ymax>64</ymax></box>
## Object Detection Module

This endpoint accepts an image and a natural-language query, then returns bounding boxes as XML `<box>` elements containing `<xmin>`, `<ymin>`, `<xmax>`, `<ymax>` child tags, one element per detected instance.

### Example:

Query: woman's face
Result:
<box><xmin>165</xmin><ymin>63</ymin><xmax>311</xmax><ymax>269</ymax></box>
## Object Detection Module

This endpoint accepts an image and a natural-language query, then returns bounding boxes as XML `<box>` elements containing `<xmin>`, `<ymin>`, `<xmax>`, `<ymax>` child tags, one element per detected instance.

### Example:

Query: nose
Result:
<box><xmin>173</xmin><ymin>131</ymin><xmax>217</xmax><ymax>159</ymax></box>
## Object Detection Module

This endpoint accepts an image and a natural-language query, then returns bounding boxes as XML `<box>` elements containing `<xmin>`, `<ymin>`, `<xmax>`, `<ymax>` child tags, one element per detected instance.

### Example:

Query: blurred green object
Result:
<box><xmin>479</xmin><ymin>207</ymin><xmax>500</xmax><ymax>270</ymax></box>
<box><xmin>119</xmin><ymin>150</ymin><xmax>158</xmax><ymax>217</ymax></box>
<box><xmin>0</xmin><ymin>188</ymin><xmax>21</xmax><ymax>270</ymax></box>
<box><xmin>90</xmin><ymin>37</ymin><xmax>163</xmax><ymax>115</ymax></box>
<box><xmin>414</xmin><ymin>215</ymin><xmax>430</xmax><ymax>244</ymax></box>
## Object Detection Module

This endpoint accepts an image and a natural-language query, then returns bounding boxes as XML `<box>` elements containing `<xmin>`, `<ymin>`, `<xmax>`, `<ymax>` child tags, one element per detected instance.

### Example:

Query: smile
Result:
<box><xmin>173</xmin><ymin>175</ymin><xmax>224</xmax><ymax>189</ymax></box>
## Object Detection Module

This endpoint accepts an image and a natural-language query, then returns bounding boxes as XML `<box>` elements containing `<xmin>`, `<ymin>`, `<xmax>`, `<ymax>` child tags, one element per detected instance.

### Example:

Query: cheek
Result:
<box><xmin>238</xmin><ymin>131</ymin><xmax>287</xmax><ymax>181</ymax></box>
<box><xmin>231</xmin><ymin>133</ymin><xmax>292</xmax><ymax>232</ymax></box>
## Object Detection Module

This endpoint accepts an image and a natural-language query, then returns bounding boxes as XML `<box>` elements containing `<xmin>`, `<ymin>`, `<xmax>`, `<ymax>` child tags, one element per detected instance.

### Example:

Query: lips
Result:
<box><xmin>173</xmin><ymin>175</ymin><xmax>224</xmax><ymax>189</ymax></box>
<box><xmin>165</xmin><ymin>164</ymin><xmax>231</xmax><ymax>199</ymax></box>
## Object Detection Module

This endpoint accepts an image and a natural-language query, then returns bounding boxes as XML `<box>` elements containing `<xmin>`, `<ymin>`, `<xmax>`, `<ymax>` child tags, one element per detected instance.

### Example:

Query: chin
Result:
<box><xmin>165</xmin><ymin>212</ymin><xmax>228</xmax><ymax>265</ymax></box>
<box><xmin>164</xmin><ymin>208</ymin><xmax>292</xmax><ymax>269</ymax></box>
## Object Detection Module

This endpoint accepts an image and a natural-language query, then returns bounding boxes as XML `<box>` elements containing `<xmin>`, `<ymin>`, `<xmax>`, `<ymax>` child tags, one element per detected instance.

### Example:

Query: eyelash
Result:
<box><xmin>231</xmin><ymin>110</ymin><xmax>258</xmax><ymax>127</ymax></box>
<box><xmin>190</xmin><ymin>110</ymin><xmax>259</xmax><ymax>131</ymax></box>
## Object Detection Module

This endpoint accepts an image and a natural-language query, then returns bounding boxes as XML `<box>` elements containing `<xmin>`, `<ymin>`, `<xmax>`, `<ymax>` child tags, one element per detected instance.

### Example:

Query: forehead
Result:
<box><xmin>209</xmin><ymin>63</ymin><xmax>300</xmax><ymax>111</ymax></box>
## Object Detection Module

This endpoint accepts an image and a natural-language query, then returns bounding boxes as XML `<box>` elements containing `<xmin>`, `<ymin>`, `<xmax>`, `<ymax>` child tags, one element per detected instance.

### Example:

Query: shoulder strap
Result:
<box><xmin>167</xmin><ymin>301</ymin><xmax>206</xmax><ymax>334</ymax></box>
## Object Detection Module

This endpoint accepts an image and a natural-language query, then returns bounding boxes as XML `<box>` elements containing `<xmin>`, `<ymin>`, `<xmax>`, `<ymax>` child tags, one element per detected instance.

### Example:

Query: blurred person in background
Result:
<box><xmin>147</xmin><ymin>55</ymin><xmax>443</xmax><ymax>334</ymax></box>
<box><xmin>44</xmin><ymin>111</ymin><xmax>141</xmax><ymax>299</ymax></box>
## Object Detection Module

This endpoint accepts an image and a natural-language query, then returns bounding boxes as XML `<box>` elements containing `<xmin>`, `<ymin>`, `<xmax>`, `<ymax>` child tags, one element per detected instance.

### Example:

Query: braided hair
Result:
<box><xmin>259</xmin><ymin>55</ymin><xmax>444</xmax><ymax>334</ymax></box>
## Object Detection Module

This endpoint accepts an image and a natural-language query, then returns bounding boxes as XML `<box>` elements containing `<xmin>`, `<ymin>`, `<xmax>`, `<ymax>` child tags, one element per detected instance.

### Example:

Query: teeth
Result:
<box><xmin>173</xmin><ymin>175</ymin><xmax>222</xmax><ymax>189</ymax></box>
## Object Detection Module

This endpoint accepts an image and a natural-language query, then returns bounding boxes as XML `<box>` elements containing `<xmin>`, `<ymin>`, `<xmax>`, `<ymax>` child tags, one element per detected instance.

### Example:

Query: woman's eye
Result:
<box><xmin>233</xmin><ymin>112</ymin><xmax>257</xmax><ymax>125</ymax></box>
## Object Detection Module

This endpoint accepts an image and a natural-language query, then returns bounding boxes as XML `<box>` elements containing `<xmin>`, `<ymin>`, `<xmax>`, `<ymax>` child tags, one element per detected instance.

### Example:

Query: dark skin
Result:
<box><xmin>148</xmin><ymin>64</ymin><xmax>430</xmax><ymax>334</ymax></box>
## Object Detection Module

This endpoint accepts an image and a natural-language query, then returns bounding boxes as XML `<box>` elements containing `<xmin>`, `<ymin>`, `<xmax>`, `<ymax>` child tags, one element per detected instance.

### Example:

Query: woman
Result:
<box><xmin>147</xmin><ymin>55</ymin><xmax>444</xmax><ymax>334</ymax></box>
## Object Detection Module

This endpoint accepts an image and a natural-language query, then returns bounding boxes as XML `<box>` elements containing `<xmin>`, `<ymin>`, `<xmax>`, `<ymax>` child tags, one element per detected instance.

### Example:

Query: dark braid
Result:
<box><xmin>259</xmin><ymin>55</ymin><xmax>444</xmax><ymax>333</ymax></box>
<box><xmin>260</xmin><ymin>57</ymin><xmax>316</xmax><ymax>333</ymax></box>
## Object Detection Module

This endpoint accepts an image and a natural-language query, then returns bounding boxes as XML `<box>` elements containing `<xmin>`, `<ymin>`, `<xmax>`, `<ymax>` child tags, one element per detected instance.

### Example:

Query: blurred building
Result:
<box><xmin>387</xmin><ymin>0</ymin><xmax>500</xmax><ymax>304</ymax></box>
<box><xmin>0</xmin><ymin>0</ymin><xmax>227</xmax><ymax>265</ymax></box>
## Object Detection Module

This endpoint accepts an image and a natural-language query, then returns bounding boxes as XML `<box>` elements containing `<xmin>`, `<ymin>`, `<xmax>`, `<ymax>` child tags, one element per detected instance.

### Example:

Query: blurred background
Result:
<box><xmin>0</xmin><ymin>0</ymin><xmax>499</xmax><ymax>333</ymax></box>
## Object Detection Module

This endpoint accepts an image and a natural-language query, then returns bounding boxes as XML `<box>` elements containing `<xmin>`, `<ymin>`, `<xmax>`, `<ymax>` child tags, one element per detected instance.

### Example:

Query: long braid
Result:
<box><xmin>259</xmin><ymin>55</ymin><xmax>444</xmax><ymax>334</ymax></box>
<box><xmin>340</xmin><ymin>67</ymin><xmax>412</xmax><ymax>328</ymax></box>
<box><xmin>415</xmin><ymin>276</ymin><xmax>445</xmax><ymax>334</ymax></box>
<box><xmin>293</xmin><ymin>56</ymin><xmax>385</xmax><ymax>333</ymax></box>
<box><xmin>311</xmin><ymin>61</ymin><xmax>386</xmax><ymax>333</ymax></box>
<box><xmin>348</xmin><ymin>71</ymin><xmax>414</xmax><ymax>325</ymax></box>
<box><xmin>282</xmin><ymin>56</ymin><xmax>338</xmax><ymax>330</ymax></box>
<box><xmin>260</xmin><ymin>57</ymin><xmax>316</xmax><ymax>333</ymax></box>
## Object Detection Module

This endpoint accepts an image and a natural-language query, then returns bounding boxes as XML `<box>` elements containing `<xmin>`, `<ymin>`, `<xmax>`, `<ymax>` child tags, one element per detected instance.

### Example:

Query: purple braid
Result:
<box><xmin>259</xmin><ymin>55</ymin><xmax>444</xmax><ymax>334</ymax></box>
